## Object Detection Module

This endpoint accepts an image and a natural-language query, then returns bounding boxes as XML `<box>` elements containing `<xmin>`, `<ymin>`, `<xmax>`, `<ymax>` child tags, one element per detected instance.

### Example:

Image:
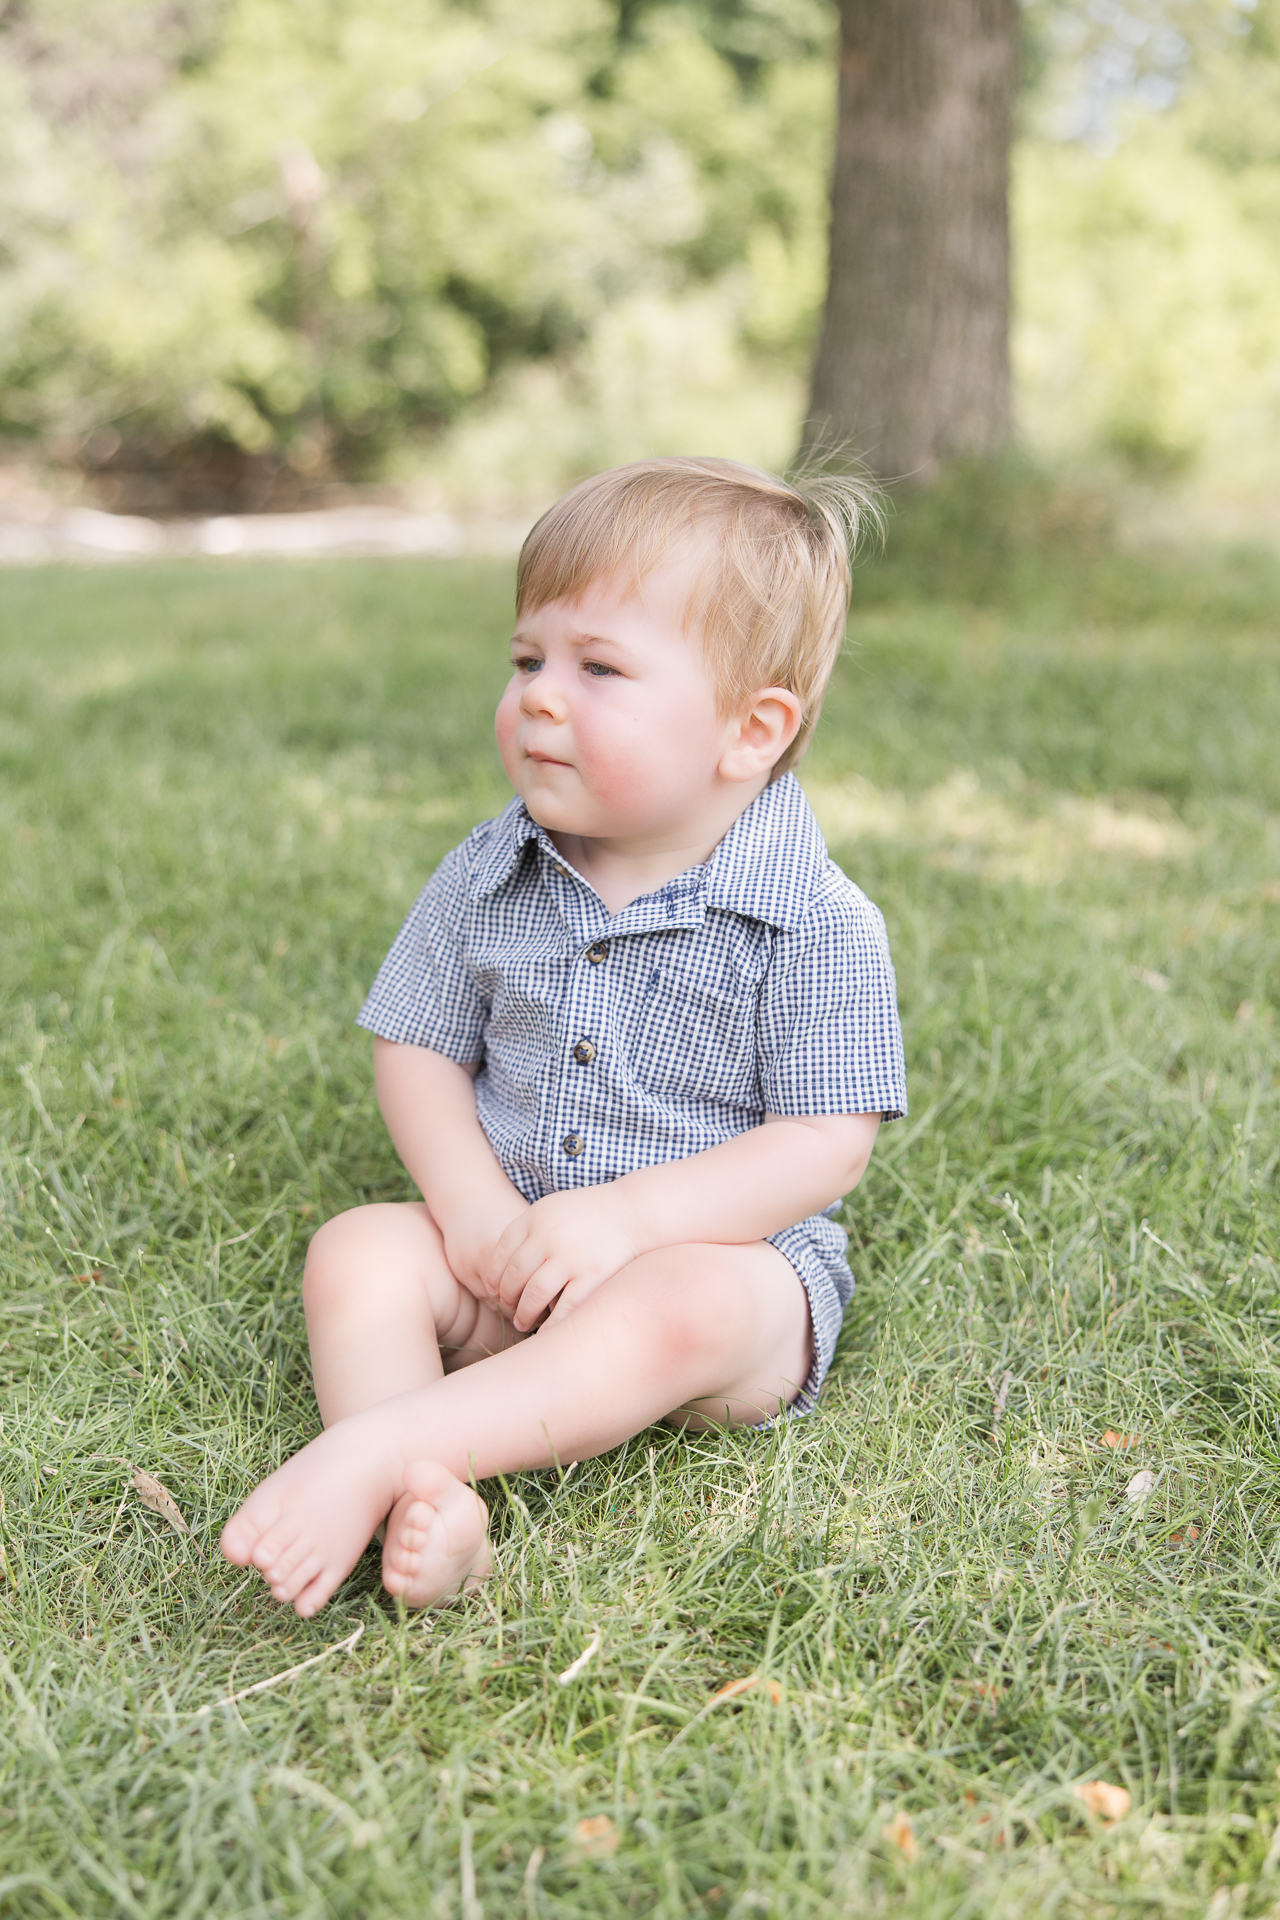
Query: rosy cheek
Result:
<box><xmin>494</xmin><ymin>688</ymin><xmax>520</xmax><ymax>758</ymax></box>
<box><xmin>573</xmin><ymin>723</ymin><xmax>661</xmax><ymax>807</ymax></box>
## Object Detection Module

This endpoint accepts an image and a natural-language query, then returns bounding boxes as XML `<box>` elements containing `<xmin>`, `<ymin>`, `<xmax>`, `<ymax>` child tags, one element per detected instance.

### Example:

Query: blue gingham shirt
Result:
<box><xmin>358</xmin><ymin>773</ymin><xmax>907</xmax><ymax>1398</ymax></box>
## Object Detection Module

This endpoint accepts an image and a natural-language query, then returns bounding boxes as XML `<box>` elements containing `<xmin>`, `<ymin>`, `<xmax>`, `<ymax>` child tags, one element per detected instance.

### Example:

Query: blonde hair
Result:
<box><xmin>515</xmin><ymin>456</ymin><xmax>881</xmax><ymax>776</ymax></box>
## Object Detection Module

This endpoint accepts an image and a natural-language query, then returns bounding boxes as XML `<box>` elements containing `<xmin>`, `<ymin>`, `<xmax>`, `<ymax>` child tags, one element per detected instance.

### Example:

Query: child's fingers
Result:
<box><xmin>510</xmin><ymin>1261</ymin><xmax>568</xmax><ymax>1331</ymax></box>
<box><xmin>497</xmin><ymin>1242</ymin><xmax>542</xmax><ymax>1314</ymax></box>
<box><xmin>545</xmin><ymin>1274</ymin><xmax>605</xmax><ymax>1324</ymax></box>
<box><xmin>493</xmin><ymin>1218</ymin><xmax>552</xmax><ymax>1302</ymax></box>
<box><xmin>487</xmin><ymin>1216</ymin><xmax>531</xmax><ymax>1292</ymax></box>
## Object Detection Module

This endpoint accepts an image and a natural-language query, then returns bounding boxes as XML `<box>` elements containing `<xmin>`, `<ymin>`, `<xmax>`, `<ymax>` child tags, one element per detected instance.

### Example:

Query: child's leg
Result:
<box><xmin>221</xmin><ymin>1241</ymin><xmax>811</xmax><ymax>1617</ymax></box>
<box><xmin>302</xmin><ymin>1201</ymin><xmax>521</xmax><ymax>1426</ymax></box>
<box><xmin>232</xmin><ymin>1202</ymin><xmax>522</xmax><ymax>1608</ymax></box>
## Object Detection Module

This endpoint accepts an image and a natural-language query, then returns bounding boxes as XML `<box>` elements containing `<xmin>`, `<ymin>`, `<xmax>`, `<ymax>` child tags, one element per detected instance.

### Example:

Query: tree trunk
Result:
<box><xmin>805</xmin><ymin>0</ymin><xmax>1018</xmax><ymax>482</ymax></box>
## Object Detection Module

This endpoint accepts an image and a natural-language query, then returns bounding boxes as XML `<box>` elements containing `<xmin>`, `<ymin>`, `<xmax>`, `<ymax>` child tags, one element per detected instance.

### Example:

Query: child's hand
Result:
<box><xmin>443</xmin><ymin>1204</ymin><xmax>529</xmax><ymax>1305</ymax></box>
<box><xmin>489</xmin><ymin>1189</ymin><xmax>639</xmax><ymax>1331</ymax></box>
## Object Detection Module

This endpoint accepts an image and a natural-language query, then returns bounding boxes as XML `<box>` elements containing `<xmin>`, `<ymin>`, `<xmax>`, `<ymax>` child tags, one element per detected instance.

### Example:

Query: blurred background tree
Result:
<box><xmin>806</xmin><ymin>0</ymin><xmax>1018</xmax><ymax>482</ymax></box>
<box><xmin>0</xmin><ymin>0</ymin><xmax>1275</xmax><ymax>514</ymax></box>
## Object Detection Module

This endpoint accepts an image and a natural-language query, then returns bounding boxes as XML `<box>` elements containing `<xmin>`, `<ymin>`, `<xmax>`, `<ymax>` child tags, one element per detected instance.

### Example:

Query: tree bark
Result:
<box><xmin>805</xmin><ymin>0</ymin><xmax>1018</xmax><ymax>482</ymax></box>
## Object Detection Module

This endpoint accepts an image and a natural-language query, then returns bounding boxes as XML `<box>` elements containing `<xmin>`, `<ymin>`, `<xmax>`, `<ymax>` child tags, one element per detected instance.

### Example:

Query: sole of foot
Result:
<box><xmin>381</xmin><ymin>1459</ymin><xmax>492</xmax><ymax>1608</ymax></box>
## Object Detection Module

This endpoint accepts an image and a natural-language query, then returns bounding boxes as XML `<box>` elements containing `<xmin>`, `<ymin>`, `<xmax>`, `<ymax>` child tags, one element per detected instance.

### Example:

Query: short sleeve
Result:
<box><xmin>355</xmin><ymin>844</ymin><xmax>486</xmax><ymax>1062</ymax></box>
<box><xmin>757</xmin><ymin>869</ymin><xmax>908</xmax><ymax>1120</ymax></box>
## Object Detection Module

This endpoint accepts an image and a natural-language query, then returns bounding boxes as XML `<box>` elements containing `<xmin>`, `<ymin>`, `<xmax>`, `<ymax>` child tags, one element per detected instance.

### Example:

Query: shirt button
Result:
<box><xmin>561</xmin><ymin>1131</ymin><xmax>586</xmax><ymax>1157</ymax></box>
<box><xmin>555</xmin><ymin>864</ymin><xmax>571</xmax><ymax>878</ymax></box>
<box><xmin>571</xmin><ymin>1038</ymin><xmax>596</xmax><ymax>1066</ymax></box>
<box><xmin>586</xmin><ymin>940</ymin><xmax>609</xmax><ymax>964</ymax></box>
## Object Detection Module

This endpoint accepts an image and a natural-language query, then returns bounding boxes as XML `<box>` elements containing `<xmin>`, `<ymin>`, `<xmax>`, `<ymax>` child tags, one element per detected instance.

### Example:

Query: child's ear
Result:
<box><xmin>719</xmin><ymin>687</ymin><xmax>803</xmax><ymax>782</ymax></box>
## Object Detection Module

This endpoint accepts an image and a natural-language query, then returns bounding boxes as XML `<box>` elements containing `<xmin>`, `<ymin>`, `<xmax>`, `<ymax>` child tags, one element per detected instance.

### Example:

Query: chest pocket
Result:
<box><xmin>625</xmin><ymin>948</ymin><xmax>767</xmax><ymax>1110</ymax></box>
<box><xmin>479</xmin><ymin>953</ymin><xmax>568</xmax><ymax>1120</ymax></box>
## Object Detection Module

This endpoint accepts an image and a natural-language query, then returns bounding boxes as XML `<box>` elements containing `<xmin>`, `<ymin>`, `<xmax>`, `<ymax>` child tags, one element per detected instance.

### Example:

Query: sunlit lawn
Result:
<box><xmin>2</xmin><ymin>537</ymin><xmax>1278</xmax><ymax>1917</ymax></box>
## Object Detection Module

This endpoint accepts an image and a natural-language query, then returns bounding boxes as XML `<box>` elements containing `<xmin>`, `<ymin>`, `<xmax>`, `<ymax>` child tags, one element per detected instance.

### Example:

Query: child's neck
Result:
<box><xmin>547</xmin><ymin>780</ymin><xmax>770</xmax><ymax>917</ymax></box>
<box><xmin>546</xmin><ymin>832</ymin><xmax>711</xmax><ymax>915</ymax></box>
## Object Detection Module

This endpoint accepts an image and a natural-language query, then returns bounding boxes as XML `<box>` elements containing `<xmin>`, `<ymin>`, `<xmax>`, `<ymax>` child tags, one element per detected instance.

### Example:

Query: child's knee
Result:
<box><xmin>624</xmin><ymin>1245</ymin><xmax>804</xmax><ymax>1385</ymax></box>
<box><xmin>643</xmin><ymin>1256</ymin><xmax>745</xmax><ymax>1372</ymax></box>
<box><xmin>302</xmin><ymin>1214</ymin><xmax>352</xmax><ymax>1317</ymax></box>
<box><xmin>301</xmin><ymin>1203</ymin><xmax>400</xmax><ymax>1315</ymax></box>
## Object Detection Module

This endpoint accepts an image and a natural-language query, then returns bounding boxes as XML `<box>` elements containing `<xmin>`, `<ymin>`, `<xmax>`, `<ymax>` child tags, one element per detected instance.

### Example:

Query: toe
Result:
<box><xmin>383</xmin><ymin>1542</ymin><xmax>420</xmax><ymax>1581</ymax></box>
<box><xmin>220</xmin><ymin>1488</ymin><xmax>283</xmax><ymax>1565</ymax></box>
<box><xmin>248</xmin><ymin>1518</ymin><xmax>304</xmax><ymax>1575</ymax></box>
<box><xmin>269</xmin><ymin>1552</ymin><xmax>321</xmax><ymax>1603</ymax></box>
<box><xmin>383</xmin><ymin>1506</ymin><xmax>434</xmax><ymax>1581</ymax></box>
<box><xmin>220</xmin><ymin>1511</ymin><xmax>266</xmax><ymax>1564</ymax></box>
<box><xmin>272</xmin><ymin>1552</ymin><xmax>322</xmax><ymax>1603</ymax></box>
<box><xmin>220</xmin><ymin>1524</ymin><xmax>251</xmax><ymax>1565</ymax></box>
<box><xmin>294</xmin><ymin>1566</ymin><xmax>338</xmax><ymax>1619</ymax></box>
<box><xmin>392</xmin><ymin>1500</ymin><xmax>435</xmax><ymax>1555</ymax></box>
<box><xmin>262</xmin><ymin>1533</ymin><xmax>315</xmax><ymax>1588</ymax></box>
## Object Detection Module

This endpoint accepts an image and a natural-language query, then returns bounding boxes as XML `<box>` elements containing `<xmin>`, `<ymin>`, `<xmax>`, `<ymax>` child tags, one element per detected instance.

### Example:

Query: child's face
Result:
<box><xmin>495</xmin><ymin>534</ymin><xmax>742</xmax><ymax>848</ymax></box>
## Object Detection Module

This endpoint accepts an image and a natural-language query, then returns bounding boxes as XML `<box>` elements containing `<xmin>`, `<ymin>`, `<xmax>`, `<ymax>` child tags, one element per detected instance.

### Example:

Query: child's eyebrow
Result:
<box><xmin>511</xmin><ymin>622</ymin><xmax>627</xmax><ymax>650</ymax></box>
<box><xmin>569</xmin><ymin>629</ymin><xmax>627</xmax><ymax>649</ymax></box>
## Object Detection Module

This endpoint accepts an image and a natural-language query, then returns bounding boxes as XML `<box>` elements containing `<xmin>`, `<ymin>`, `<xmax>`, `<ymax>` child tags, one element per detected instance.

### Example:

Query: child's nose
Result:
<box><xmin>520</xmin><ymin>670</ymin><xmax>567</xmax><ymax>720</ymax></box>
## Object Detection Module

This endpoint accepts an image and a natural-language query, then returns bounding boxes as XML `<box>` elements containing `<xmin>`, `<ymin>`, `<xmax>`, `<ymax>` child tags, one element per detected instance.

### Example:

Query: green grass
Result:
<box><xmin>1</xmin><ymin>537</ymin><xmax>1278</xmax><ymax>1917</ymax></box>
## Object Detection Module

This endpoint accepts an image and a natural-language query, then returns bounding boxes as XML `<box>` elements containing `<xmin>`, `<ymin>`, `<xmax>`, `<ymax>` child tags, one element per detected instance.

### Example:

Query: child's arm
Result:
<box><xmin>490</xmin><ymin>1111</ymin><xmax>881</xmax><ymax>1331</ymax></box>
<box><xmin>374</xmin><ymin>1038</ymin><xmax>530</xmax><ymax>1299</ymax></box>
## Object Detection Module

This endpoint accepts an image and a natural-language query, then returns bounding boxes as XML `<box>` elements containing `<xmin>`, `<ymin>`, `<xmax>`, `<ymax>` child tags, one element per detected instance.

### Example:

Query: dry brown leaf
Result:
<box><xmin>710</xmin><ymin>1674</ymin><xmax>781</xmax><ymax>1704</ymax></box>
<box><xmin>711</xmin><ymin>1675</ymin><xmax>757</xmax><ymax>1702</ymax></box>
<box><xmin>574</xmin><ymin>1815</ymin><xmax>619</xmax><ymax>1858</ymax></box>
<box><xmin>882</xmin><ymin>1810</ymin><xmax>918</xmax><ymax>1860</ymax></box>
<box><xmin>132</xmin><ymin>1470</ymin><xmax>205</xmax><ymax>1557</ymax></box>
<box><xmin>1100</xmin><ymin>1430</ymin><xmax>1140</xmax><ymax>1451</ymax></box>
<box><xmin>1073</xmin><ymin>1780</ymin><xmax>1130</xmax><ymax>1824</ymax></box>
<box><xmin>1169</xmin><ymin>1526</ymin><xmax>1200</xmax><ymax>1546</ymax></box>
<box><xmin>72</xmin><ymin>1271</ymin><xmax>101</xmax><ymax>1286</ymax></box>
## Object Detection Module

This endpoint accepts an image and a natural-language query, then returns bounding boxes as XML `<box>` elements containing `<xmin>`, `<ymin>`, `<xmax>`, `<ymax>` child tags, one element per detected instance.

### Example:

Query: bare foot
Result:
<box><xmin>220</xmin><ymin>1412</ymin><xmax>403</xmax><ymax>1618</ymax></box>
<box><xmin>381</xmin><ymin>1460</ymin><xmax>492</xmax><ymax>1607</ymax></box>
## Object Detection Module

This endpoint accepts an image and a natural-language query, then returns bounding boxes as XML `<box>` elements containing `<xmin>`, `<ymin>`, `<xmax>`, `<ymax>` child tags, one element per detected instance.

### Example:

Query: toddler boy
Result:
<box><xmin>221</xmin><ymin>457</ymin><xmax>907</xmax><ymax>1617</ymax></box>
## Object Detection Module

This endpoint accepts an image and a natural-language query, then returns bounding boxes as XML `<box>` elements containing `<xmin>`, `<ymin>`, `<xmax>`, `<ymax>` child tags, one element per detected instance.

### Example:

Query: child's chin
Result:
<box><xmin>517</xmin><ymin>800</ymin><xmax>567</xmax><ymax>839</ymax></box>
<box><xmin>520</xmin><ymin>785</ymin><xmax>587</xmax><ymax>829</ymax></box>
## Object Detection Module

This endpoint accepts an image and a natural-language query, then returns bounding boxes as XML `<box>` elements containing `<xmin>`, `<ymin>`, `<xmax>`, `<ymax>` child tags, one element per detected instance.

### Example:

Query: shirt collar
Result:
<box><xmin>467</xmin><ymin>795</ymin><xmax>543</xmax><ymax>900</ymax></box>
<box><xmin>467</xmin><ymin>772</ymin><xmax>828</xmax><ymax>931</ymax></box>
<box><xmin>702</xmin><ymin>772</ymin><xmax>829</xmax><ymax>931</ymax></box>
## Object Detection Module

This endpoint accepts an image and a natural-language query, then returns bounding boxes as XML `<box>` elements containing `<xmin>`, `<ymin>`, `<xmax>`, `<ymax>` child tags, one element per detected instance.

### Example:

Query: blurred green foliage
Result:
<box><xmin>0</xmin><ymin>0</ymin><xmax>832</xmax><ymax>498</ymax></box>
<box><xmin>1017</xmin><ymin>1</ymin><xmax>1280</xmax><ymax>488</ymax></box>
<box><xmin>0</xmin><ymin>0</ymin><xmax>1277</xmax><ymax>501</ymax></box>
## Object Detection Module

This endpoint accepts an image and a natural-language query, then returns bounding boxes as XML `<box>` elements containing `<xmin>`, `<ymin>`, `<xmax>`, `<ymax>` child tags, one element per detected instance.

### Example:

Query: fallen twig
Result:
<box><xmin>557</xmin><ymin>1631</ymin><xmax>600</xmax><ymax>1685</ymax></box>
<box><xmin>194</xmin><ymin>1622</ymin><xmax>365</xmax><ymax>1713</ymax></box>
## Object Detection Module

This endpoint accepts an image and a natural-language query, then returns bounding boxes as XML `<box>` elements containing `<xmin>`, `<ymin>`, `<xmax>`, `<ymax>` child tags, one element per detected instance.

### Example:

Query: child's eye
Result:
<box><xmin>583</xmin><ymin>661</ymin><xmax>619</xmax><ymax>678</ymax></box>
<box><xmin>513</xmin><ymin>655</ymin><xmax>543</xmax><ymax>674</ymax></box>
